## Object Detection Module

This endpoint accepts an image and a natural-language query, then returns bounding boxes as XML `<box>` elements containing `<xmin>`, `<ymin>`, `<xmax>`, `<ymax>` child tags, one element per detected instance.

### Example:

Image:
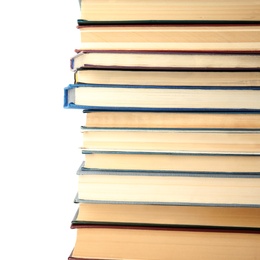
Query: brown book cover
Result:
<box><xmin>70</xmin><ymin>222</ymin><xmax>260</xmax><ymax>234</ymax></box>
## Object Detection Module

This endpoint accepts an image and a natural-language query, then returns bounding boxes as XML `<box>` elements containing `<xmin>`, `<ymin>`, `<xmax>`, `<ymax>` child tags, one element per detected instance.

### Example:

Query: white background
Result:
<box><xmin>0</xmin><ymin>0</ymin><xmax>84</xmax><ymax>259</ymax></box>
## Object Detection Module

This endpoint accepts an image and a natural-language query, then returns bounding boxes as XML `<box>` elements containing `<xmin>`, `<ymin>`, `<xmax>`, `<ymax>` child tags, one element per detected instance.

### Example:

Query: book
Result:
<box><xmin>78</xmin><ymin>0</ymin><xmax>260</xmax><ymax>24</ymax></box>
<box><xmin>82</xmin><ymin>151</ymin><xmax>260</xmax><ymax>174</ymax></box>
<box><xmin>77</xmin><ymin>24</ymin><xmax>260</xmax><ymax>52</ymax></box>
<box><xmin>73</xmin><ymin>202</ymin><xmax>260</xmax><ymax>230</ymax></box>
<box><xmin>76</xmin><ymin>161</ymin><xmax>260</xmax><ymax>206</ymax></box>
<box><xmin>81</xmin><ymin>128</ymin><xmax>260</xmax><ymax>154</ymax></box>
<box><xmin>74</xmin><ymin>69</ymin><xmax>260</xmax><ymax>87</ymax></box>
<box><xmin>70</xmin><ymin>51</ymin><xmax>260</xmax><ymax>71</ymax></box>
<box><xmin>68</xmin><ymin>224</ymin><xmax>260</xmax><ymax>260</ymax></box>
<box><xmin>83</xmin><ymin>111</ymin><xmax>260</xmax><ymax>129</ymax></box>
<box><xmin>63</xmin><ymin>75</ymin><xmax>260</xmax><ymax>111</ymax></box>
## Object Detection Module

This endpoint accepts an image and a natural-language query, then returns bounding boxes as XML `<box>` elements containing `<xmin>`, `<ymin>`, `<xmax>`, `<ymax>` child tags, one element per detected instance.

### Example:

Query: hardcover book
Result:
<box><xmin>63</xmin><ymin>83</ymin><xmax>260</xmax><ymax>112</ymax></box>
<box><xmin>72</xmin><ymin>202</ymin><xmax>260</xmax><ymax>230</ymax></box>
<box><xmin>68</xmin><ymin>224</ymin><xmax>260</xmax><ymax>260</ymax></box>
<box><xmin>83</xmin><ymin>111</ymin><xmax>260</xmax><ymax>130</ymax></box>
<box><xmin>78</xmin><ymin>0</ymin><xmax>260</xmax><ymax>24</ymax></box>
<box><xmin>82</xmin><ymin>150</ymin><xmax>260</xmax><ymax>174</ymax></box>
<box><xmin>70</xmin><ymin>51</ymin><xmax>260</xmax><ymax>71</ymax></box>
<box><xmin>81</xmin><ymin>127</ymin><xmax>260</xmax><ymax>154</ymax></box>
<box><xmin>73</xmin><ymin>69</ymin><xmax>260</xmax><ymax>87</ymax></box>
<box><xmin>76</xmin><ymin>161</ymin><xmax>260</xmax><ymax>206</ymax></box>
<box><xmin>77</xmin><ymin>24</ymin><xmax>260</xmax><ymax>52</ymax></box>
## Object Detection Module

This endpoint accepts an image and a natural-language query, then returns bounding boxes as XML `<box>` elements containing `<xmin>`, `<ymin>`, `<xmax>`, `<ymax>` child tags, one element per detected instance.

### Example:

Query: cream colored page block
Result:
<box><xmin>76</xmin><ymin>70</ymin><xmax>260</xmax><ymax>86</ymax></box>
<box><xmin>84</xmin><ymin>153</ymin><xmax>260</xmax><ymax>172</ymax></box>
<box><xmin>82</xmin><ymin>52</ymin><xmax>260</xmax><ymax>68</ymax></box>
<box><xmin>78</xmin><ymin>175</ymin><xmax>260</xmax><ymax>205</ymax></box>
<box><xmin>75</xmin><ymin>88</ymin><xmax>260</xmax><ymax>109</ymax></box>
<box><xmin>79</xmin><ymin>25</ymin><xmax>260</xmax><ymax>51</ymax></box>
<box><xmin>73</xmin><ymin>228</ymin><xmax>260</xmax><ymax>260</ymax></box>
<box><xmin>77</xmin><ymin>203</ymin><xmax>260</xmax><ymax>228</ymax></box>
<box><xmin>80</xmin><ymin>42</ymin><xmax>260</xmax><ymax>51</ymax></box>
<box><xmin>81</xmin><ymin>0</ymin><xmax>260</xmax><ymax>21</ymax></box>
<box><xmin>82</xmin><ymin>131</ymin><xmax>260</xmax><ymax>153</ymax></box>
<box><xmin>85</xmin><ymin>112</ymin><xmax>260</xmax><ymax>129</ymax></box>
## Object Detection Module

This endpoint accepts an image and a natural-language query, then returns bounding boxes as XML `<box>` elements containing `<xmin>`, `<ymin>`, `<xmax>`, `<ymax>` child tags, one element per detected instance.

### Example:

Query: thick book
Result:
<box><xmin>70</xmin><ymin>51</ymin><xmax>260</xmax><ymax>71</ymax></box>
<box><xmin>73</xmin><ymin>69</ymin><xmax>260</xmax><ymax>87</ymax></box>
<box><xmin>77</xmin><ymin>24</ymin><xmax>260</xmax><ymax>52</ymax></box>
<box><xmin>78</xmin><ymin>0</ymin><xmax>260</xmax><ymax>24</ymax></box>
<box><xmin>81</xmin><ymin>127</ymin><xmax>260</xmax><ymax>154</ymax></box>
<box><xmin>82</xmin><ymin>151</ymin><xmax>260</xmax><ymax>174</ymax></box>
<box><xmin>83</xmin><ymin>111</ymin><xmax>260</xmax><ymax>130</ymax></box>
<box><xmin>72</xmin><ymin>203</ymin><xmax>260</xmax><ymax>230</ymax></box>
<box><xmin>76</xmin><ymin>161</ymin><xmax>260</xmax><ymax>206</ymax></box>
<box><xmin>63</xmin><ymin>79</ymin><xmax>260</xmax><ymax>112</ymax></box>
<box><xmin>68</xmin><ymin>223</ymin><xmax>260</xmax><ymax>260</ymax></box>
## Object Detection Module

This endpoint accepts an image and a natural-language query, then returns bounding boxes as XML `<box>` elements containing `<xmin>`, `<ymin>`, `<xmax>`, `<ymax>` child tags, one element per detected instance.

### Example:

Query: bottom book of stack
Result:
<box><xmin>68</xmin><ymin>162</ymin><xmax>260</xmax><ymax>260</ymax></box>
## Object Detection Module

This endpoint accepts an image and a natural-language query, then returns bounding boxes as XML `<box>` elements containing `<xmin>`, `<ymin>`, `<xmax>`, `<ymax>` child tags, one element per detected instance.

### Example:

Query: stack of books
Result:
<box><xmin>64</xmin><ymin>0</ymin><xmax>260</xmax><ymax>259</ymax></box>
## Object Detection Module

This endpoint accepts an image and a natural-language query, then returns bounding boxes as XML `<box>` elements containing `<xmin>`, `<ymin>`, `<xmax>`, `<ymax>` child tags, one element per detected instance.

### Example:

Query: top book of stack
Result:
<box><xmin>78</xmin><ymin>0</ymin><xmax>260</xmax><ymax>25</ymax></box>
